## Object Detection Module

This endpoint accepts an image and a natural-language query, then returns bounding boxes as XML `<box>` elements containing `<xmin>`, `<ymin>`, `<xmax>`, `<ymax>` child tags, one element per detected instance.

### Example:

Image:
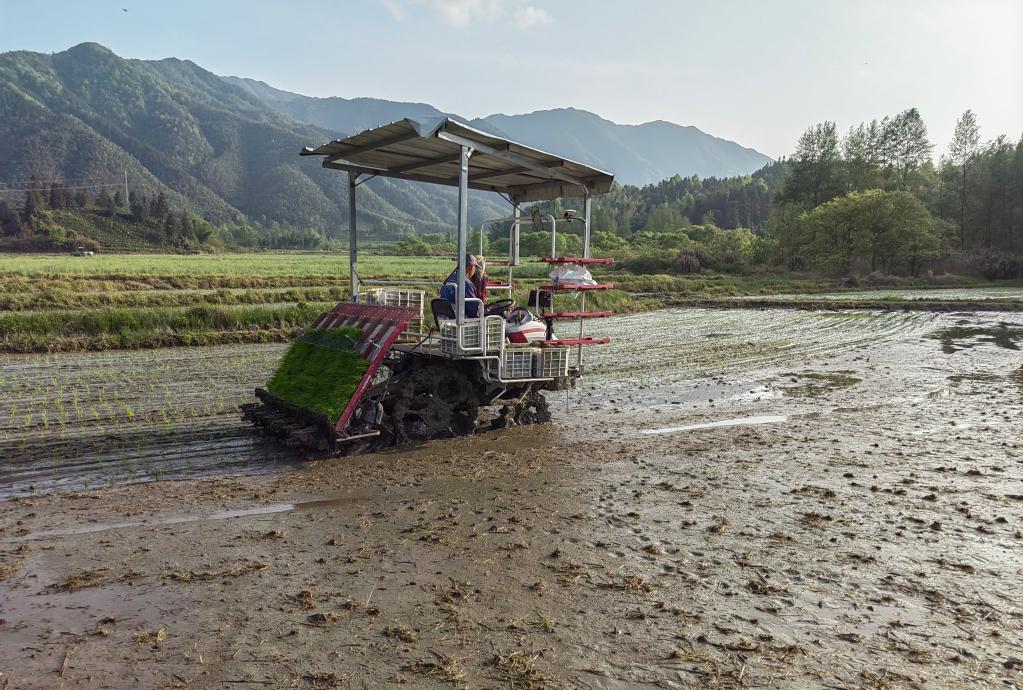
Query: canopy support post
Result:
<box><xmin>577</xmin><ymin>192</ymin><xmax>593</xmax><ymax>370</ymax></box>
<box><xmin>456</xmin><ymin>145</ymin><xmax>472</xmax><ymax>325</ymax></box>
<box><xmin>511</xmin><ymin>205</ymin><xmax>521</xmax><ymax>267</ymax></box>
<box><xmin>583</xmin><ymin>193</ymin><xmax>593</xmax><ymax>258</ymax></box>
<box><xmin>349</xmin><ymin>172</ymin><xmax>360</xmax><ymax>303</ymax></box>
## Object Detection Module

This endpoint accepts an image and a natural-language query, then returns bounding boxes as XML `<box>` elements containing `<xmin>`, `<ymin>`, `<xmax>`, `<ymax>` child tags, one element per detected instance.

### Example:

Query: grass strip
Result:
<box><xmin>0</xmin><ymin>303</ymin><xmax>333</xmax><ymax>353</ymax></box>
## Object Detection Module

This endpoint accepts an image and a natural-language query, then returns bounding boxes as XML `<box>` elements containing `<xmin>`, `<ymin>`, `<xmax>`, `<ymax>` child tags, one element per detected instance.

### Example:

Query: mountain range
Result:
<box><xmin>0</xmin><ymin>43</ymin><xmax>772</xmax><ymax>234</ymax></box>
<box><xmin>223</xmin><ymin>76</ymin><xmax>773</xmax><ymax>184</ymax></box>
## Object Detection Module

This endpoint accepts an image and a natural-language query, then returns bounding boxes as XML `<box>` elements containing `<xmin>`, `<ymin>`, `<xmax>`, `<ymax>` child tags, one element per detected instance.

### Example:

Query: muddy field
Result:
<box><xmin>1</xmin><ymin>305</ymin><xmax>1021</xmax><ymax>689</ymax></box>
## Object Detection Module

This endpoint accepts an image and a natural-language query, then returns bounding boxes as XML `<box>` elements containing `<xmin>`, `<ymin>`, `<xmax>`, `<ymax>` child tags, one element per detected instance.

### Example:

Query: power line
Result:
<box><xmin>0</xmin><ymin>170</ymin><xmax>130</xmax><ymax>196</ymax></box>
<box><xmin>0</xmin><ymin>174</ymin><xmax>126</xmax><ymax>185</ymax></box>
<box><xmin>0</xmin><ymin>182</ymin><xmax>125</xmax><ymax>193</ymax></box>
<box><xmin>0</xmin><ymin>168</ymin><xmax>128</xmax><ymax>196</ymax></box>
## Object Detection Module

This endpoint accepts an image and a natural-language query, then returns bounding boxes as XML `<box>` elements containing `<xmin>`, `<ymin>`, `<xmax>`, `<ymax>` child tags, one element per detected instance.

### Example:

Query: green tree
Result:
<box><xmin>843</xmin><ymin>123</ymin><xmax>881</xmax><ymax>192</ymax></box>
<box><xmin>96</xmin><ymin>190</ymin><xmax>116</xmax><ymax>217</ymax></box>
<box><xmin>394</xmin><ymin>235</ymin><xmax>431</xmax><ymax>256</ymax></box>
<box><xmin>779</xmin><ymin>121</ymin><xmax>843</xmax><ymax>209</ymax></box>
<box><xmin>803</xmin><ymin>190</ymin><xmax>941</xmax><ymax>275</ymax></box>
<box><xmin>0</xmin><ymin>200</ymin><xmax>25</xmax><ymax>237</ymax></box>
<box><xmin>22</xmin><ymin>175</ymin><xmax>46</xmax><ymax>226</ymax></box>
<box><xmin>163</xmin><ymin>213</ymin><xmax>178</xmax><ymax>241</ymax></box>
<box><xmin>879</xmin><ymin>108</ymin><xmax>933</xmax><ymax>190</ymax></box>
<box><xmin>130</xmin><ymin>192</ymin><xmax>149</xmax><ymax>223</ymax></box>
<box><xmin>946</xmin><ymin>110</ymin><xmax>980</xmax><ymax>249</ymax></box>
<box><xmin>48</xmin><ymin>185</ymin><xmax>68</xmax><ymax>209</ymax></box>
<box><xmin>150</xmin><ymin>190</ymin><xmax>169</xmax><ymax>220</ymax></box>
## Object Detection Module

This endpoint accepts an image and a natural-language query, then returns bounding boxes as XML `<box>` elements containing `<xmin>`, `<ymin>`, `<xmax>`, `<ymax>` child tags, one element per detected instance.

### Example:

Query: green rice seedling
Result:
<box><xmin>266</xmin><ymin>327</ymin><xmax>369</xmax><ymax>424</ymax></box>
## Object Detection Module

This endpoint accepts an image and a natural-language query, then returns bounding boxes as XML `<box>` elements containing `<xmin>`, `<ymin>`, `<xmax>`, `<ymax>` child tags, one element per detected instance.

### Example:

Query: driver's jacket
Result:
<box><xmin>440</xmin><ymin>272</ymin><xmax>481</xmax><ymax>318</ymax></box>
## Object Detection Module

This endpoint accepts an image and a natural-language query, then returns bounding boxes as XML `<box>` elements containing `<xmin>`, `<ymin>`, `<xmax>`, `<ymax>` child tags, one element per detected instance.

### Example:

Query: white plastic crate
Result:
<box><xmin>536</xmin><ymin>346</ymin><xmax>570</xmax><ymax>378</ymax></box>
<box><xmin>363</xmin><ymin>288</ymin><xmax>425</xmax><ymax>335</ymax></box>
<box><xmin>503</xmin><ymin>345</ymin><xmax>535</xmax><ymax>379</ymax></box>
<box><xmin>363</xmin><ymin>288</ymin><xmax>425</xmax><ymax>314</ymax></box>
<box><xmin>439</xmin><ymin>317</ymin><xmax>504</xmax><ymax>354</ymax></box>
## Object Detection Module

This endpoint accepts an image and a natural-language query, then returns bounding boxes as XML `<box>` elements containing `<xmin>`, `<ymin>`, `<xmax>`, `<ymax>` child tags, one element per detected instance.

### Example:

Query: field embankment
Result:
<box><xmin>1</xmin><ymin>252</ymin><xmax>1020</xmax><ymax>353</ymax></box>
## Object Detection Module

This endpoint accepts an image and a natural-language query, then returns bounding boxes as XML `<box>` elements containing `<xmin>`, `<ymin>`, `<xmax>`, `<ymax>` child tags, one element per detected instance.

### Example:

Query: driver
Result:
<box><xmin>440</xmin><ymin>254</ymin><xmax>481</xmax><ymax>318</ymax></box>
<box><xmin>471</xmin><ymin>255</ymin><xmax>487</xmax><ymax>303</ymax></box>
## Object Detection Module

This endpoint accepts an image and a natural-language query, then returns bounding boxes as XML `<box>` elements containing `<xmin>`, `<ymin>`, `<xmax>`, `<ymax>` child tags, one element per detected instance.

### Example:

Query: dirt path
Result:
<box><xmin>1</xmin><ymin>309</ymin><xmax>1021</xmax><ymax>689</ymax></box>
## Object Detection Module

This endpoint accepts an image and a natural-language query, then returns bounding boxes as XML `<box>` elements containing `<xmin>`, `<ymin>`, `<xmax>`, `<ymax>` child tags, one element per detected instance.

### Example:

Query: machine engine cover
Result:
<box><xmin>506</xmin><ymin>321</ymin><xmax>547</xmax><ymax>343</ymax></box>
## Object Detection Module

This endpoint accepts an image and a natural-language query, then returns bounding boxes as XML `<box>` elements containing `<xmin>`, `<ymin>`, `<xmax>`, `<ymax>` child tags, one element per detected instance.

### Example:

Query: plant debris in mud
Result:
<box><xmin>492</xmin><ymin>651</ymin><xmax>565</xmax><ymax>690</ymax></box>
<box><xmin>296</xmin><ymin>589</ymin><xmax>315</xmax><ymax>610</ymax></box>
<box><xmin>307</xmin><ymin>612</ymin><xmax>341</xmax><ymax>626</ymax></box>
<box><xmin>0</xmin><ymin>559</ymin><xmax>24</xmax><ymax>581</ymax></box>
<box><xmin>303</xmin><ymin>671</ymin><xmax>346</xmax><ymax>689</ymax></box>
<box><xmin>167</xmin><ymin>560</ymin><xmax>267</xmax><ymax>582</ymax></box>
<box><xmin>404</xmin><ymin>654</ymin><xmax>466</xmax><ymax>684</ymax></box>
<box><xmin>598</xmin><ymin>575</ymin><xmax>652</xmax><ymax>593</ymax></box>
<box><xmin>50</xmin><ymin>567</ymin><xmax>109</xmax><ymax>592</ymax></box>
<box><xmin>384</xmin><ymin>624</ymin><xmax>418</xmax><ymax>642</ymax></box>
<box><xmin>134</xmin><ymin>626</ymin><xmax>167</xmax><ymax>647</ymax></box>
<box><xmin>747</xmin><ymin>577</ymin><xmax>788</xmax><ymax>595</ymax></box>
<box><xmin>708</xmin><ymin>516</ymin><xmax>730</xmax><ymax>533</ymax></box>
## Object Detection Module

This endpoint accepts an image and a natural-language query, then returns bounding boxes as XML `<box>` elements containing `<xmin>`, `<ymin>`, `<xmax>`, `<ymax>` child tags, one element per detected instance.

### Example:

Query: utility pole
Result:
<box><xmin>123</xmin><ymin>170</ymin><xmax>129</xmax><ymax>205</ymax></box>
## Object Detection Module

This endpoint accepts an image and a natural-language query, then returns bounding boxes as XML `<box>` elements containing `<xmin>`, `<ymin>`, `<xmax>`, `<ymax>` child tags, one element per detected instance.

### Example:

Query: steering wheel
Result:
<box><xmin>505</xmin><ymin>306</ymin><xmax>532</xmax><ymax>325</ymax></box>
<box><xmin>485</xmin><ymin>299</ymin><xmax>515</xmax><ymax>317</ymax></box>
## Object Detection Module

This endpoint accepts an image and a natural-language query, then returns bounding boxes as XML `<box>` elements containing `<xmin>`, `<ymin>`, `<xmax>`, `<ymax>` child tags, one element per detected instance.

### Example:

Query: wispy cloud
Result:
<box><xmin>379</xmin><ymin>0</ymin><xmax>552</xmax><ymax>29</ymax></box>
<box><xmin>512</xmin><ymin>5</ymin><xmax>552</xmax><ymax>29</ymax></box>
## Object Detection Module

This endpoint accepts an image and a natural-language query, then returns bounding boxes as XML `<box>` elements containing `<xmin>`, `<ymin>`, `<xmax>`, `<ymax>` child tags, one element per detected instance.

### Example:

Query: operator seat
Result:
<box><xmin>430</xmin><ymin>297</ymin><xmax>456</xmax><ymax>324</ymax></box>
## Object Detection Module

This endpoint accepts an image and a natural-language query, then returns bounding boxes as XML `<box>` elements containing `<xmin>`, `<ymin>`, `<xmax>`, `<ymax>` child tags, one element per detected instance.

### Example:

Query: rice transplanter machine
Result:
<box><xmin>243</xmin><ymin>117</ymin><xmax>616</xmax><ymax>453</ymax></box>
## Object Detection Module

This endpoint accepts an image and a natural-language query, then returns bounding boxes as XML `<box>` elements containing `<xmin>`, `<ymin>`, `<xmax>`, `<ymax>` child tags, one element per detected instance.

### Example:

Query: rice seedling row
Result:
<box><xmin>0</xmin><ymin>343</ymin><xmax>289</xmax><ymax>498</ymax></box>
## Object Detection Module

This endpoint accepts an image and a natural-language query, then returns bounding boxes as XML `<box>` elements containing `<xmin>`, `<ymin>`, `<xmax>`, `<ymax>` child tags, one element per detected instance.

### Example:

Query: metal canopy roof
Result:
<box><xmin>300</xmin><ymin>117</ymin><xmax>614</xmax><ymax>203</ymax></box>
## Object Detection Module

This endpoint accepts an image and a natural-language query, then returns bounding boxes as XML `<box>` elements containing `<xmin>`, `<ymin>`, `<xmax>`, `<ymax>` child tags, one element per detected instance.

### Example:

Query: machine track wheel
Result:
<box><xmin>493</xmin><ymin>386</ymin><xmax>552</xmax><ymax>428</ymax></box>
<box><xmin>387</xmin><ymin>359</ymin><xmax>482</xmax><ymax>444</ymax></box>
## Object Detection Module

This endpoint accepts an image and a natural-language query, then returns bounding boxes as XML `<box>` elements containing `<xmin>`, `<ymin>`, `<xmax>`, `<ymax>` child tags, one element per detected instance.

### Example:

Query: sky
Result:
<box><xmin>1</xmin><ymin>0</ymin><xmax>1021</xmax><ymax>158</ymax></box>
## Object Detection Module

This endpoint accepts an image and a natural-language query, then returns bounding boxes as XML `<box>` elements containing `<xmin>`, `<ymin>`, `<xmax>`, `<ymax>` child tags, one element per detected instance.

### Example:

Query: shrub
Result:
<box><xmin>671</xmin><ymin>250</ymin><xmax>705</xmax><ymax>274</ymax></box>
<box><xmin>970</xmin><ymin>250</ymin><xmax>1022</xmax><ymax>280</ymax></box>
<box><xmin>620</xmin><ymin>253</ymin><xmax>673</xmax><ymax>274</ymax></box>
<box><xmin>394</xmin><ymin>235</ymin><xmax>431</xmax><ymax>256</ymax></box>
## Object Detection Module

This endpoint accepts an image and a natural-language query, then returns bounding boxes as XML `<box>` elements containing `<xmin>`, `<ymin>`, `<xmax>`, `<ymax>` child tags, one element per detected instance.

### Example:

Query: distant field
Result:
<box><xmin>0</xmin><ymin>252</ymin><xmax>461</xmax><ymax>277</ymax></box>
<box><xmin>1</xmin><ymin>252</ymin><xmax>1018</xmax><ymax>353</ymax></box>
<box><xmin>0</xmin><ymin>252</ymin><xmax>624</xmax><ymax>352</ymax></box>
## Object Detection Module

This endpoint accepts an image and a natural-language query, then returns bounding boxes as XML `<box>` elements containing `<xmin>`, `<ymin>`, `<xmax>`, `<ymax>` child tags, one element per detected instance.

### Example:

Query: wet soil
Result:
<box><xmin>1</xmin><ymin>308</ymin><xmax>1022</xmax><ymax>688</ymax></box>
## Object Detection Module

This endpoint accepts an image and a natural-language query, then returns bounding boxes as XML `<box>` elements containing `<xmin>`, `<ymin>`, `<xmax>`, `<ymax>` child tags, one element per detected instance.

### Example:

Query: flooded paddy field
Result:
<box><xmin>0</xmin><ymin>309</ymin><xmax>943</xmax><ymax>498</ymax></box>
<box><xmin>741</xmin><ymin>285</ymin><xmax>1023</xmax><ymax>303</ymax></box>
<box><xmin>1</xmin><ymin>307</ymin><xmax>1021</xmax><ymax>688</ymax></box>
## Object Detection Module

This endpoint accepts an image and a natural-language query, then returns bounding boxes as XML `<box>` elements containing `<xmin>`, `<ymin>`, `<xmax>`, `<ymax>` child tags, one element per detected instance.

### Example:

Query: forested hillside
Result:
<box><xmin>0</xmin><ymin>42</ymin><xmax>503</xmax><ymax>244</ymax></box>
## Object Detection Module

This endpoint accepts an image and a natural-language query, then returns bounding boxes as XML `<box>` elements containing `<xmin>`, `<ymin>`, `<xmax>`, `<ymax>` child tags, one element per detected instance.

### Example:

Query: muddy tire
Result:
<box><xmin>386</xmin><ymin>359</ymin><xmax>482</xmax><ymax>444</ymax></box>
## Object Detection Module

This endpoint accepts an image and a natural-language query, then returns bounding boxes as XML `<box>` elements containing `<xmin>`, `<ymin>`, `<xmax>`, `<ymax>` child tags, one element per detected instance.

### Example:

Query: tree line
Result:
<box><xmin>0</xmin><ymin>178</ymin><xmax>332</xmax><ymax>252</ymax></box>
<box><xmin>512</xmin><ymin>108</ymin><xmax>1021</xmax><ymax>279</ymax></box>
<box><xmin>770</xmin><ymin>108</ymin><xmax>1022</xmax><ymax>277</ymax></box>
